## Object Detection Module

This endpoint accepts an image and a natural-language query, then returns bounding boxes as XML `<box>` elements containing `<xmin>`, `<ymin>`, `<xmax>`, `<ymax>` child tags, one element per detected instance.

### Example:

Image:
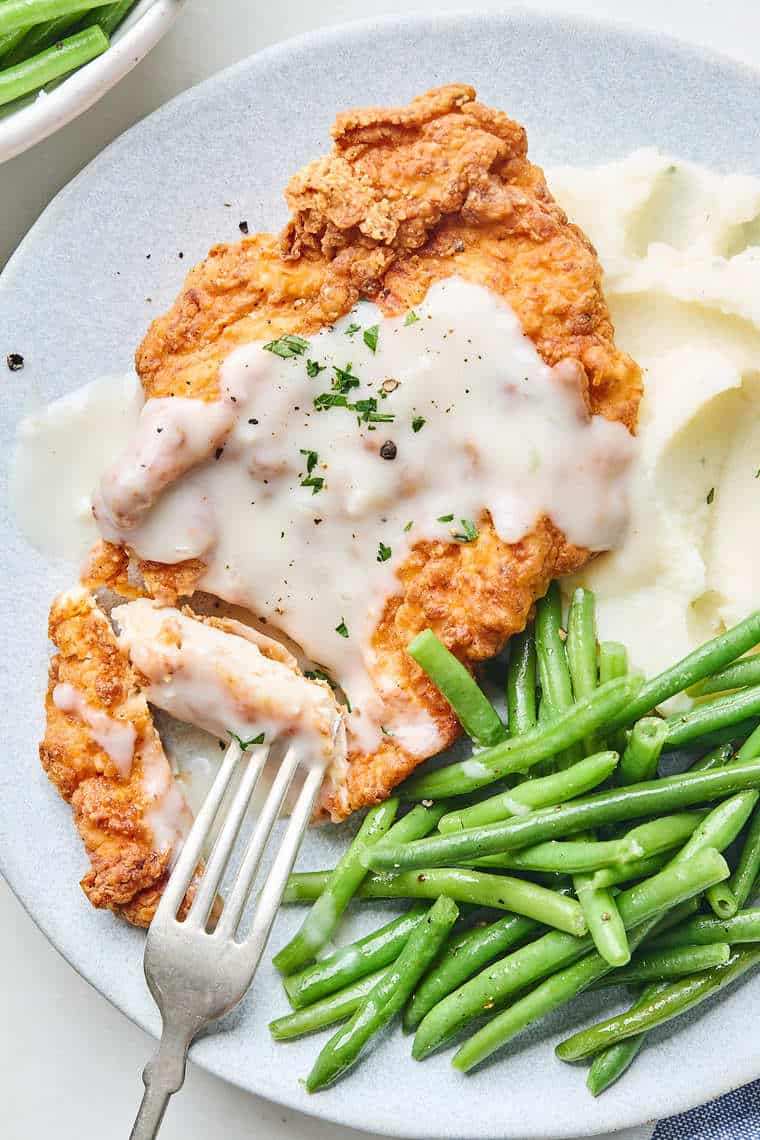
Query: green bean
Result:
<box><xmin>402</xmin><ymin>676</ymin><xmax>640</xmax><ymax>801</ymax></box>
<box><xmin>665</xmin><ymin>685</ymin><xmax>760</xmax><ymax>749</ymax></box>
<box><xmin>556</xmin><ymin>944</ymin><xmax>760</xmax><ymax>1061</ymax></box>
<box><xmin>619</xmin><ymin>717</ymin><xmax>668</xmax><ymax>785</ymax></box>
<box><xmin>469</xmin><ymin>834</ymin><xmax>642</xmax><ymax>875</ymax></box>
<box><xmin>284</xmin><ymin>867</ymin><xmax>585</xmax><ymax>933</ymax></box>
<box><xmin>591</xmin><ymin>942</ymin><xmax>731</xmax><ymax>986</ymax></box>
<box><xmin>0</xmin><ymin>28</ymin><xmax>29</xmax><ymax>62</ymax></box>
<box><xmin>411</xmin><ymin>849</ymin><xmax>728</xmax><ymax>1058</ymax></box>
<box><xmin>574</xmin><ymin>859</ymin><xmax>629</xmax><ymax>967</ymax></box>
<box><xmin>716</xmin><ymin>726</ymin><xmax>760</xmax><ymax>912</ymax></box>
<box><xmin>666</xmin><ymin>792</ymin><xmax>757</xmax><ymax>918</ymax></box>
<box><xmin>535</xmin><ymin>584</ymin><xmax>573</xmax><ymax>708</ymax></box>
<box><xmin>403</xmin><ymin>913</ymin><xmax>540</xmax><ymax>1032</ymax></box>
<box><xmin>406</xmin><ymin>629</ymin><xmax>506</xmax><ymax>748</ymax></box>
<box><xmin>438</xmin><ymin>751</ymin><xmax>619</xmax><ymax>833</ymax></box>
<box><xmin>273</xmin><ymin>798</ymin><xmax>398</xmax><ymax>975</ymax></box>
<box><xmin>586</xmin><ymin>982</ymin><xmax>668</xmax><ymax>1096</ymax></box>
<box><xmin>599</xmin><ymin>641</ymin><xmax>628</xmax><ymax>686</ymax></box>
<box><xmin>590</xmin><ymin>853</ymin><xmax>670</xmax><ymax>890</ymax></box>
<box><xmin>1</xmin><ymin>13</ymin><xmax>81</xmax><ymax>67</ymax></box>
<box><xmin>80</xmin><ymin>0</ymin><xmax>135</xmax><ymax>36</ymax></box>
<box><xmin>690</xmin><ymin>742</ymin><xmax>735</xmax><ymax>772</ymax></box>
<box><xmin>283</xmin><ymin>904</ymin><xmax>428</xmax><ymax>1009</ymax></box>
<box><xmin>0</xmin><ymin>25</ymin><xmax>107</xmax><ymax>107</ymax></box>
<box><xmin>507</xmin><ymin>627</ymin><xmax>537</xmax><ymax>736</ymax></box>
<box><xmin>689</xmin><ymin>653</ymin><xmax>760</xmax><ymax>697</ymax></box>
<box><xmin>586</xmin><ymin>815</ymin><xmax>705</xmax><ymax>891</ymax></box>
<box><xmin>535</xmin><ymin>583</ymin><xmax>579</xmax><ymax>767</ymax></box>
<box><xmin>566</xmin><ymin>589</ymin><xmax>599</xmax><ymax>697</ymax></box>
<box><xmin>269</xmin><ymin>968</ymin><xmax>389</xmax><ymax>1041</ymax></box>
<box><xmin>607</xmin><ymin>610</ymin><xmax>760</xmax><ymax>732</ymax></box>
<box><xmin>451</xmin><ymin>913</ymin><xmax>661</xmax><ymax>1072</ymax></box>
<box><xmin>306</xmin><ymin>896</ymin><xmax>458</xmax><ymax>1091</ymax></box>
<box><xmin>385</xmin><ymin>801</ymin><xmax>449</xmax><ymax>843</ymax></box>
<box><xmin>567</xmin><ymin>587</ymin><xmax>600</xmax><ymax>753</ymax></box>
<box><xmin>565</xmin><ymin>595</ymin><xmax>627</xmax><ymax>962</ymax></box>
<box><xmin>368</xmin><ymin>761</ymin><xmax>760</xmax><ymax>872</ymax></box>
<box><xmin>0</xmin><ymin>0</ymin><xmax>113</xmax><ymax>36</ymax></box>
<box><xmin>647</xmin><ymin>909</ymin><xmax>760</xmax><ymax>950</ymax></box>
<box><xmin>729</xmin><ymin>805</ymin><xmax>760</xmax><ymax>910</ymax></box>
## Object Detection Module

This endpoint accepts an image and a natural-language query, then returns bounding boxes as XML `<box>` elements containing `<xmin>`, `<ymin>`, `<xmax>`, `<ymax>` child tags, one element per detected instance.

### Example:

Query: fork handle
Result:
<box><xmin>130</xmin><ymin>1021</ymin><xmax>193</xmax><ymax>1140</ymax></box>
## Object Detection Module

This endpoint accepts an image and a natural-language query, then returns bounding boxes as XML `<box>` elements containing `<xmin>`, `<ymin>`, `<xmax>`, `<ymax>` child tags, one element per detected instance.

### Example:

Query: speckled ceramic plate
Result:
<box><xmin>2</xmin><ymin>11</ymin><xmax>760</xmax><ymax>1138</ymax></box>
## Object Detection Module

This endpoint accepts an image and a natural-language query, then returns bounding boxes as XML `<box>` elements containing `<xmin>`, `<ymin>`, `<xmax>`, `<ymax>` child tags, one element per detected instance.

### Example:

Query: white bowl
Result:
<box><xmin>0</xmin><ymin>0</ymin><xmax>185</xmax><ymax>164</ymax></box>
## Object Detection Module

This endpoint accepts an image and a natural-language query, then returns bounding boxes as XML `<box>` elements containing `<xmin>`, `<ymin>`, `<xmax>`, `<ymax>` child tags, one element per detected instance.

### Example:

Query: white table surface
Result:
<box><xmin>3</xmin><ymin>2</ymin><xmax>760</xmax><ymax>1137</ymax></box>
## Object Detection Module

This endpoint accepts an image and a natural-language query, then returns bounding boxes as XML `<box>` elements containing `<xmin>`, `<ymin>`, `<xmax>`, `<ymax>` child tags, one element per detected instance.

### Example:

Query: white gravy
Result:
<box><xmin>52</xmin><ymin>681</ymin><xmax>136</xmax><ymax>778</ymax></box>
<box><xmin>16</xmin><ymin>278</ymin><xmax>634</xmax><ymax>751</ymax></box>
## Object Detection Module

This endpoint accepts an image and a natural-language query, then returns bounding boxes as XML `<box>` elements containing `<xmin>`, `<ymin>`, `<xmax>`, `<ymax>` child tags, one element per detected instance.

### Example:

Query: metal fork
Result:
<box><xmin>129</xmin><ymin>738</ymin><xmax>325</xmax><ymax>1139</ymax></box>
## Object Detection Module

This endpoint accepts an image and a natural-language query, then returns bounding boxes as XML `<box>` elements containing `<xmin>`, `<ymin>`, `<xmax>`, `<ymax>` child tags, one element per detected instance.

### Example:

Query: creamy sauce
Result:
<box><xmin>138</xmin><ymin>729</ymin><xmax>192</xmax><ymax>858</ymax></box>
<box><xmin>52</xmin><ymin>681</ymin><xmax>136</xmax><ymax>778</ymax></box>
<box><xmin>548</xmin><ymin>151</ymin><xmax>760</xmax><ymax>683</ymax></box>
<box><xmin>92</xmin><ymin>278</ymin><xmax>632</xmax><ymax>749</ymax></box>
<box><xmin>113</xmin><ymin>599</ymin><xmax>345</xmax><ymax>793</ymax></box>
<box><xmin>12</xmin><ymin>373</ymin><xmax>143</xmax><ymax>562</ymax></box>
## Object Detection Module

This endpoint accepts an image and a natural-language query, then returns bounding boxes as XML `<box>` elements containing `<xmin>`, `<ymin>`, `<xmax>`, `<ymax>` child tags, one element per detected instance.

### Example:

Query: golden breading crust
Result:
<box><xmin>103</xmin><ymin>85</ymin><xmax>642</xmax><ymax>819</ymax></box>
<box><xmin>40</xmin><ymin>588</ymin><xmax>192</xmax><ymax>926</ymax></box>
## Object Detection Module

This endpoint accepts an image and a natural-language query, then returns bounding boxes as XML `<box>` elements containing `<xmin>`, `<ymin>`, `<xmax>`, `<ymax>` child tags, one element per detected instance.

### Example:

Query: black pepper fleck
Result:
<box><xmin>178</xmin><ymin>251</ymin><xmax>184</xmax><ymax>259</ymax></box>
<box><xmin>239</xmin><ymin>220</ymin><xmax>249</xmax><ymax>234</ymax></box>
<box><xmin>6</xmin><ymin>352</ymin><xmax>24</xmax><ymax>371</ymax></box>
<box><xmin>379</xmin><ymin>440</ymin><xmax>397</xmax><ymax>460</ymax></box>
<box><xmin>248</xmin><ymin>417</ymin><xmax>259</xmax><ymax>425</ymax></box>
<box><xmin>215</xmin><ymin>447</ymin><xmax>224</xmax><ymax>460</ymax></box>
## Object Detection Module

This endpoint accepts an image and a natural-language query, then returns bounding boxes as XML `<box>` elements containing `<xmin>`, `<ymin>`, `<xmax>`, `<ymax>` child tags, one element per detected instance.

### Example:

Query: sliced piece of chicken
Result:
<box><xmin>40</xmin><ymin>588</ymin><xmax>192</xmax><ymax>926</ymax></box>
<box><xmin>111</xmin><ymin>599</ymin><xmax>348</xmax><ymax>809</ymax></box>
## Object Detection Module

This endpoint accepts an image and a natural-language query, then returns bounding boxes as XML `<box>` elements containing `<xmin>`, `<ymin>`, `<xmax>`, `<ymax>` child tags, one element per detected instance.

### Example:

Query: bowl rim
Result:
<box><xmin>0</xmin><ymin>0</ymin><xmax>185</xmax><ymax>165</ymax></box>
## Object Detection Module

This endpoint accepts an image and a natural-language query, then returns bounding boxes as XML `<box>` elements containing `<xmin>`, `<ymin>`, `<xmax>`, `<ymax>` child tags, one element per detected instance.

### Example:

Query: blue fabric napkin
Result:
<box><xmin>652</xmin><ymin>1078</ymin><xmax>760</xmax><ymax>1139</ymax></box>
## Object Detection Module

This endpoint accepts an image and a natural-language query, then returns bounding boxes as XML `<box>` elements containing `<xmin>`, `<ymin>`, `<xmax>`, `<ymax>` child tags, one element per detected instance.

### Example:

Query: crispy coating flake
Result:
<box><xmin>100</xmin><ymin>86</ymin><xmax>641</xmax><ymax>819</ymax></box>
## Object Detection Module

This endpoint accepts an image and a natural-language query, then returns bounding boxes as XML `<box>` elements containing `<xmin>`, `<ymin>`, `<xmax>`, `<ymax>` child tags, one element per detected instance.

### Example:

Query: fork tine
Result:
<box><xmin>155</xmin><ymin>739</ymin><xmax>242</xmax><ymax>919</ymax></box>
<box><xmin>240</xmin><ymin>761</ymin><xmax>325</xmax><ymax>963</ymax></box>
<box><xmin>214</xmin><ymin>744</ymin><xmax>301</xmax><ymax>940</ymax></box>
<box><xmin>186</xmin><ymin>743</ymin><xmax>269</xmax><ymax>929</ymax></box>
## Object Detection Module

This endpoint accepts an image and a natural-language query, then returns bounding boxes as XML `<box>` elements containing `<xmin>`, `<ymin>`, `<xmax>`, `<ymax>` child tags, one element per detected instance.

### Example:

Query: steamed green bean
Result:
<box><xmin>556</xmin><ymin>945</ymin><xmax>760</xmax><ymax>1061</ymax></box>
<box><xmin>273</xmin><ymin>798</ymin><xmax>398</xmax><ymax>975</ymax></box>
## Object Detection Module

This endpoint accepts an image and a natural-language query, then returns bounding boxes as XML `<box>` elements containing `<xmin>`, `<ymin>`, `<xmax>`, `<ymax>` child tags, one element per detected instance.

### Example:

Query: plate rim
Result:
<box><xmin>2</xmin><ymin>8</ymin><xmax>760</xmax><ymax>1137</ymax></box>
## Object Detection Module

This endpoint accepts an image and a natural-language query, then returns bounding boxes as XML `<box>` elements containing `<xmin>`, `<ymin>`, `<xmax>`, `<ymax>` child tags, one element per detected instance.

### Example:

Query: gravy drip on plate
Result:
<box><xmin>23</xmin><ymin>279</ymin><xmax>635</xmax><ymax>751</ymax></box>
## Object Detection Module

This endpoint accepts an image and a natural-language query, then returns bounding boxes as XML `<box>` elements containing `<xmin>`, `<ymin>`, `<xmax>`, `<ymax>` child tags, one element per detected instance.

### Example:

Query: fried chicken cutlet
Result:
<box><xmin>82</xmin><ymin>84</ymin><xmax>641</xmax><ymax>823</ymax></box>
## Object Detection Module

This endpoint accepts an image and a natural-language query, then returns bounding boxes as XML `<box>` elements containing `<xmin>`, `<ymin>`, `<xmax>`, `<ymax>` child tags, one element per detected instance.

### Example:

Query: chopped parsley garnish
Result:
<box><xmin>299</xmin><ymin>448</ymin><xmax>324</xmax><ymax>494</ymax></box>
<box><xmin>353</xmin><ymin>397</ymin><xmax>394</xmax><ymax>424</ymax></box>
<box><xmin>335</xmin><ymin>618</ymin><xmax>349</xmax><ymax>638</ymax></box>
<box><xmin>300</xmin><ymin>448</ymin><xmax>318</xmax><ymax>474</ymax></box>
<box><xmin>363</xmin><ymin>325</ymin><xmax>379</xmax><ymax>353</ymax></box>
<box><xmin>263</xmin><ymin>333</ymin><xmax>309</xmax><ymax>359</ymax></box>
<box><xmin>305</xmin><ymin>667</ymin><xmax>336</xmax><ymax>688</ymax></box>
<box><xmin>301</xmin><ymin>476</ymin><xmax>324</xmax><ymax>494</ymax></box>
<box><xmin>756</xmin><ymin>469</ymin><xmax>760</xmax><ymax>479</ymax></box>
<box><xmin>437</xmin><ymin>513</ymin><xmax>454</xmax><ymax>523</ymax></box>
<box><xmin>404</xmin><ymin>311</ymin><xmax>420</xmax><ymax>326</ymax></box>
<box><xmin>345</xmin><ymin>322</ymin><xmax>361</xmax><ymax>336</ymax></box>
<box><xmin>314</xmin><ymin>392</ymin><xmax>349</xmax><ymax>410</ymax></box>
<box><xmin>412</xmin><ymin>415</ymin><xmax>426</xmax><ymax>433</ymax></box>
<box><xmin>452</xmin><ymin>518</ymin><xmax>479</xmax><ymax>542</ymax></box>
<box><xmin>229</xmin><ymin>730</ymin><xmax>266</xmax><ymax>749</ymax></box>
<box><xmin>706</xmin><ymin>487</ymin><xmax>715</xmax><ymax>505</ymax></box>
<box><xmin>381</xmin><ymin>725</ymin><xmax>395</xmax><ymax>736</ymax></box>
<box><xmin>332</xmin><ymin>363</ymin><xmax>361</xmax><ymax>393</ymax></box>
<box><xmin>404</xmin><ymin>520</ymin><xmax>414</xmax><ymax>532</ymax></box>
<box><xmin>306</xmin><ymin>358</ymin><xmax>326</xmax><ymax>377</ymax></box>
<box><xmin>377</xmin><ymin>541</ymin><xmax>392</xmax><ymax>562</ymax></box>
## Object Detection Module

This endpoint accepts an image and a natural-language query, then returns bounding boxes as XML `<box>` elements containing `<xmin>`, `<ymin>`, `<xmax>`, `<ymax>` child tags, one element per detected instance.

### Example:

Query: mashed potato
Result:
<box><xmin>547</xmin><ymin>151</ymin><xmax>760</xmax><ymax>681</ymax></box>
